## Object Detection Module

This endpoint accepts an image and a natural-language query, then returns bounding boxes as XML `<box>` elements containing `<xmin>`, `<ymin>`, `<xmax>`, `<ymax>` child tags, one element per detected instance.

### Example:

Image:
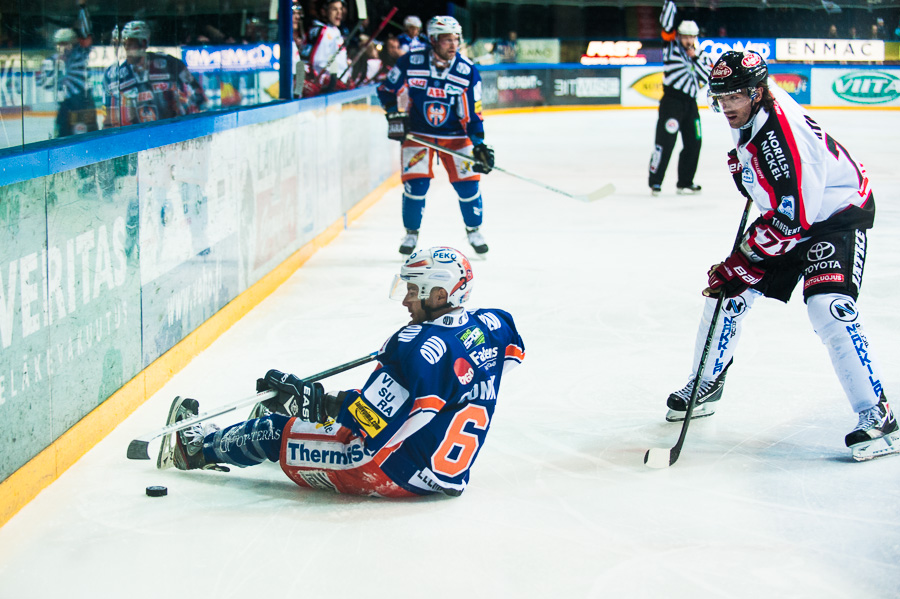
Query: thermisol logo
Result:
<box><xmin>833</xmin><ymin>71</ymin><xmax>900</xmax><ymax>105</ymax></box>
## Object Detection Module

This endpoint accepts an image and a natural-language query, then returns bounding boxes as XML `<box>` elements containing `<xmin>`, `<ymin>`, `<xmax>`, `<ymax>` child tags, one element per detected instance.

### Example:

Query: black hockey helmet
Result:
<box><xmin>708</xmin><ymin>50</ymin><xmax>768</xmax><ymax>96</ymax></box>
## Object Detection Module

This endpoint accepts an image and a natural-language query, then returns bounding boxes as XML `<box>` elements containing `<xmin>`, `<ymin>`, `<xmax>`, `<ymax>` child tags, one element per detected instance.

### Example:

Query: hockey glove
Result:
<box><xmin>727</xmin><ymin>150</ymin><xmax>751</xmax><ymax>200</ymax></box>
<box><xmin>386</xmin><ymin>111</ymin><xmax>409</xmax><ymax>142</ymax></box>
<box><xmin>472</xmin><ymin>143</ymin><xmax>495</xmax><ymax>174</ymax></box>
<box><xmin>705</xmin><ymin>251</ymin><xmax>764</xmax><ymax>298</ymax></box>
<box><xmin>258</xmin><ymin>369</ymin><xmax>328</xmax><ymax>423</ymax></box>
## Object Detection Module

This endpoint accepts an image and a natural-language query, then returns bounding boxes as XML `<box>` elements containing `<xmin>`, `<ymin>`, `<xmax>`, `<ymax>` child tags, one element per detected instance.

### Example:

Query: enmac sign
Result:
<box><xmin>776</xmin><ymin>39</ymin><xmax>885</xmax><ymax>63</ymax></box>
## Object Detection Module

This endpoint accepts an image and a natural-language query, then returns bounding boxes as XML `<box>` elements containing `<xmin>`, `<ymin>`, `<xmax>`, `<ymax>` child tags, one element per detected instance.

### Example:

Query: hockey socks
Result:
<box><xmin>203</xmin><ymin>414</ymin><xmax>290</xmax><ymax>468</ymax></box>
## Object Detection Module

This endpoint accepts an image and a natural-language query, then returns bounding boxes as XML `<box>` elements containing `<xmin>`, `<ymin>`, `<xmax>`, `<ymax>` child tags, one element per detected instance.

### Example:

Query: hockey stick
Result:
<box><xmin>318</xmin><ymin>19</ymin><xmax>366</xmax><ymax>77</ymax></box>
<box><xmin>126</xmin><ymin>351</ymin><xmax>379</xmax><ymax>460</ymax></box>
<box><xmin>338</xmin><ymin>6</ymin><xmax>399</xmax><ymax>81</ymax></box>
<box><xmin>406</xmin><ymin>134</ymin><xmax>615</xmax><ymax>202</ymax></box>
<box><xmin>644</xmin><ymin>198</ymin><xmax>753</xmax><ymax>469</ymax></box>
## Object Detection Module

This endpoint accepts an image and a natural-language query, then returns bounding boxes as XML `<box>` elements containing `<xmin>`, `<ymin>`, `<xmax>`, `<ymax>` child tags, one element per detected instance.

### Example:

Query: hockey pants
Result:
<box><xmin>648</xmin><ymin>91</ymin><xmax>701</xmax><ymax>188</ymax></box>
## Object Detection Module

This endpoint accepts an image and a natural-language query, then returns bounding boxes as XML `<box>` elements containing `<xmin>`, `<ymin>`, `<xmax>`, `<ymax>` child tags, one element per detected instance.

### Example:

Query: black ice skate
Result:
<box><xmin>650</xmin><ymin>184</ymin><xmax>661</xmax><ymax>197</ymax></box>
<box><xmin>845</xmin><ymin>394</ymin><xmax>900</xmax><ymax>461</ymax></box>
<box><xmin>466</xmin><ymin>227</ymin><xmax>489</xmax><ymax>254</ymax></box>
<box><xmin>399</xmin><ymin>229</ymin><xmax>418</xmax><ymax>255</ymax></box>
<box><xmin>157</xmin><ymin>396</ymin><xmax>228</xmax><ymax>471</ymax></box>
<box><xmin>665</xmin><ymin>361</ymin><xmax>731</xmax><ymax>422</ymax></box>
<box><xmin>676</xmin><ymin>183</ymin><xmax>702</xmax><ymax>195</ymax></box>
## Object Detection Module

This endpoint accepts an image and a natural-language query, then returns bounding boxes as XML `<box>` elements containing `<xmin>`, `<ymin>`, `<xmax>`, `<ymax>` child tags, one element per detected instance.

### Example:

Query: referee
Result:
<box><xmin>648</xmin><ymin>0</ymin><xmax>712</xmax><ymax>196</ymax></box>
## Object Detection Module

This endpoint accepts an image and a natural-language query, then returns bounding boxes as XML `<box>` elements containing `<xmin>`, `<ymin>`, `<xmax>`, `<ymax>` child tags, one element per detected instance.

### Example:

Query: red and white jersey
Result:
<box><xmin>300</xmin><ymin>20</ymin><xmax>348</xmax><ymax>80</ymax></box>
<box><xmin>731</xmin><ymin>83</ymin><xmax>874</xmax><ymax>260</ymax></box>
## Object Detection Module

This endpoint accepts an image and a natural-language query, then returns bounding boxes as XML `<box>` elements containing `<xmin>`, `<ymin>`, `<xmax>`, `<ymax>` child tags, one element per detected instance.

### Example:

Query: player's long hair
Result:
<box><xmin>758</xmin><ymin>83</ymin><xmax>776</xmax><ymax>114</ymax></box>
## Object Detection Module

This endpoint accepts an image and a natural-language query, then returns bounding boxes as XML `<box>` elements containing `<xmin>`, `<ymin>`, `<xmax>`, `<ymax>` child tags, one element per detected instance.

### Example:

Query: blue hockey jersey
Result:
<box><xmin>377</xmin><ymin>46</ymin><xmax>485</xmax><ymax>141</ymax></box>
<box><xmin>335</xmin><ymin>307</ymin><xmax>524</xmax><ymax>495</ymax></box>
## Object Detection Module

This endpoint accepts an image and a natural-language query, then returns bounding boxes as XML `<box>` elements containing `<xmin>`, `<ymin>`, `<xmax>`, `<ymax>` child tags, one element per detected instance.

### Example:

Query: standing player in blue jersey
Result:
<box><xmin>157</xmin><ymin>247</ymin><xmax>525</xmax><ymax>497</ymax></box>
<box><xmin>377</xmin><ymin>16</ymin><xmax>495</xmax><ymax>256</ymax></box>
<box><xmin>397</xmin><ymin>15</ymin><xmax>427</xmax><ymax>54</ymax></box>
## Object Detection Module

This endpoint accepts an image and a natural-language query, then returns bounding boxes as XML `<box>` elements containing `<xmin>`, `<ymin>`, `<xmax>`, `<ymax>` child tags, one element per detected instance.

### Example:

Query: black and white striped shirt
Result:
<box><xmin>662</xmin><ymin>43</ymin><xmax>712</xmax><ymax>99</ymax></box>
<box><xmin>660</xmin><ymin>1</ymin><xmax>712</xmax><ymax>99</ymax></box>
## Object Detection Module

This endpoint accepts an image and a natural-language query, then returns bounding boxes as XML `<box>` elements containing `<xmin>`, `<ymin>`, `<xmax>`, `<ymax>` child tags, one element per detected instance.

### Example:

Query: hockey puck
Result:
<box><xmin>146</xmin><ymin>485</ymin><xmax>168</xmax><ymax>497</ymax></box>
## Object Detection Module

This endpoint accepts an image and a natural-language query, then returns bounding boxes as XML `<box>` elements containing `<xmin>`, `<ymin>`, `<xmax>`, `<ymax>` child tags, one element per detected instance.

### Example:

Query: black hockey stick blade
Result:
<box><xmin>127</xmin><ymin>440</ymin><xmax>153</xmax><ymax>460</ymax></box>
<box><xmin>126</xmin><ymin>351</ymin><xmax>379</xmax><ymax>460</ymax></box>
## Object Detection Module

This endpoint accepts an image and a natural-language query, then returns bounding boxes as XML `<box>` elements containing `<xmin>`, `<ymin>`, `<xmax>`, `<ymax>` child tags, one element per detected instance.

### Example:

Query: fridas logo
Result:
<box><xmin>833</xmin><ymin>71</ymin><xmax>900</xmax><ymax>105</ymax></box>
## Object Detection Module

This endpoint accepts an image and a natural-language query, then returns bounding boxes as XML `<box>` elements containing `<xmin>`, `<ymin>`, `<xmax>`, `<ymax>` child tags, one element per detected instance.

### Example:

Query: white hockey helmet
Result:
<box><xmin>403</xmin><ymin>15</ymin><xmax>422</xmax><ymax>29</ymax></box>
<box><xmin>122</xmin><ymin>21</ymin><xmax>151</xmax><ymax>42</ymax></box>
<box><xmin>677</xmin><ymin>20</ymin><xmax>700</xmax><ymax>36</ymax></box>
<box><xmin>391</xmin><ymin>246</ymin><xmax>474</xmax><ymax>307</ymax></box>
<box><xmin>426</xmin><ymin>16</ymin><xmax>462</xmax><ymax>43</ymax></box>
<box><xmin>53</xmin><ymin>28</ymin><xmax>77</xmax><ymax>44</ymax></box>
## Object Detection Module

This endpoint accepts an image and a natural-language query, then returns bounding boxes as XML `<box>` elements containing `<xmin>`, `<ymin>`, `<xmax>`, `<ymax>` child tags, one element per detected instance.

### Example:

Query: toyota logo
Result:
<box><xmin>807</xmin><ymin>242</ymin><xmax>835</xmax><ymax>261</ymax></box>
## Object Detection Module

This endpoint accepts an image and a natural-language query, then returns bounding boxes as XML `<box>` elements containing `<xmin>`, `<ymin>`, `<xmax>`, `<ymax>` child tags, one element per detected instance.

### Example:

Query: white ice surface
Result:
<box><xmin>1</xmin><ymin>107</ymin><xmax>899</xmax><ymax>599</ymax></box>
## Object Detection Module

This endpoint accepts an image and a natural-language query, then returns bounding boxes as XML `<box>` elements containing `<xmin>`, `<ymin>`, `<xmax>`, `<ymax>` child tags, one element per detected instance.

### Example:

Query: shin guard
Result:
<box><xmin>807</xmin><ymin>293</ymin><xmax>884</xmax><ymax>412</ymax></box>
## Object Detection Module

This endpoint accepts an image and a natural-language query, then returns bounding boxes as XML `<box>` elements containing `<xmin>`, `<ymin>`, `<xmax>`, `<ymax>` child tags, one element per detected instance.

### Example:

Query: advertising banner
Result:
<box><xmin>481</xmin><ymin>69</ymin><xmax>548</xmax><ymax>108</ymax></box>
<box><xmin>517</xmin><ymin>39</ymin><xmax>561</xmax><ymax>64</ymax></box>
<box><xmin>549</xmin><ymin>68</ymin><xmax>621</xmax><ymax>105</ymax></box>
<box><xmin>777</xmin><ymin>39</ymin><xmax>885</xmax><ymax>63</ymax></box>
<box><xmin>482</xmin><ymin>67</ymin><xmax>622</xmax><ymax>109</ymax></box>
<box><xmin>620</xmin><ymin>66</ymin><xmax>666</xmax><ymax>107</ymax></box>
<box><xmin>810</xmin><ymin>67</ymin><xmax>900</xmax><ymax>106</ymax></box>
<box><xmin>0</xmin><ymin>158</ymin><xmax>143</xmax><ymax>482</ymax></box>
<box><xmin>138</xmin><ymin>136</ymin><xmax>242</xmax><ymax>365</ymax></box>
<box><xmin>769</xmin><ymin>64</ymin><xmax>812</xmax><ymax>105</ymax></box>
<box><xmin>699</xmin><ymin>38</ymin><xmax>776</xmax><ymax>62</ymax></box>
<box><xmin>45</xmin><ymin>160</ymin><xmax>143</xmax><ymax>428</ymax></box>
<box><xmin>0</xmin><ymin>178</ymin><xmax>52</xmax><ymax>482</ymax></box>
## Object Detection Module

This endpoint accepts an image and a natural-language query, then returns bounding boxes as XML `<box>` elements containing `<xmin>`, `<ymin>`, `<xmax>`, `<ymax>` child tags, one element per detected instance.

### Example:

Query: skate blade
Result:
<box><xmin>850</xmin><ymin>430</ymin><xmax>900</xmax><ymax>462</ymax></box>
<box><xmin>156</xmin><ymin>396</ymin><xmax>185</xmax><ymax>470</ymax></box>
<box><xmin>665</xmin><ymin>404</ymin><xmax>717</xmax><ymax>422</ymax></box>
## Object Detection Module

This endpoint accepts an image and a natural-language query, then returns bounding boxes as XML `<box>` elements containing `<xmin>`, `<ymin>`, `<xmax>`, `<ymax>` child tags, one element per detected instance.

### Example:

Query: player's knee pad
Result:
<box><xmin>451</xmin><ymin>180</ymin><xmax>480</xmax><ymax>201</ymax></box>
<box><xmin>696</xmin><ymin>289</ymin><xmax>758</xmax><ymax>379</ymax></box>
<box><xmin>807</xmin><ymin>293</ymin><xmax>884</xmax><ymax>411</ymax></box>
<box><xmin>807</xmin><ymin>293</ymin><xmax>857</xmax><ymax>340</ymax></box>
<box><xmin>403</xmin><ymin>178</ymin><xmax>430</xmax><ymax>199</ymax></box>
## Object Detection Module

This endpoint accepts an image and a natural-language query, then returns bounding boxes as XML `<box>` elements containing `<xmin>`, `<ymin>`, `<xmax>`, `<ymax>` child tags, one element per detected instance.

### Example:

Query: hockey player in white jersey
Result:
<box><xmin>157</xmin><ymin>247</ymin><xmax>525</xmax><ymax>496</ymax></box>
<box><xmin>665</xmin><ymin>50</ymin><xmax>897</xmax><ymax>461</ymax></box>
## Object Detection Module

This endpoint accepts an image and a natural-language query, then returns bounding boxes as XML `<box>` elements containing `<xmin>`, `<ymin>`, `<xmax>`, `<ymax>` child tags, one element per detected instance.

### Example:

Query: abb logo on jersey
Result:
<box><xmin>454</xmin><ymin>357</ymin><xmax>475</xmax><ymax>384</ymax></box>
<box><xmin>469</xmin><ymin>346</ymin><xmax>498</xmax><ymax>368</ymax></box>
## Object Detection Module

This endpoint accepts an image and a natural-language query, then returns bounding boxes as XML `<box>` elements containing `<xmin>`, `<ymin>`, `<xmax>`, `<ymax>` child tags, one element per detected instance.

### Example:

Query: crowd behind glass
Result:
<box><xmin>0</xmin><ymin>0</ymin><xmax>897</xmax><ymax>151</ymax></box>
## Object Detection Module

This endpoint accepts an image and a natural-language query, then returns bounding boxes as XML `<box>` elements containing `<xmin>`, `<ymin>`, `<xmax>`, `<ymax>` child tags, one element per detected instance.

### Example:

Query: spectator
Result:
<box><xmin>378</xmin><ymin>34</ymin><xmax>403</xmax><ymax>73</ymax></box>
<box><xmin>349</xmin><ymin>34</ymin><xmax>380</xmax><ymax>85</ymax></box>
<box><xmin>292</xmin><ymin>0</ymin><xmax>306</xmax><ymax>52</ymax></box>
<box><xmin>398</xmin><ymin>15</ymin><xmax>427</xmax><ymax>54</ymax></box>
<box><xmin>102</xmin><ymin>20</ymin><xmax>207</xmax><ymax>128</ymax></box>
<box><xmin>848</xmin><ymin>25</ymin><xmax>858</xmax><ymax>39</ymax></box>
<box><xmin>826</xmin><ymin>23</ymin><xmax>839</xmax><ymax>38</ymax></box>
<box><xmin>300</xmin><ymin>0</ymin><xmax>350</xmax><ymax>96</ymax></box>
<box><xmin>874</xmin><ymin>17</ymin><xmax>886</xmax><ymax>39</ymax></box>
<box><xmin>242</xmin><ymin>17</ymin><xmax>268</xmax><ymax>43</ymax></box>
<box><xmin>49</xmin><ymin>1</ymin><xmax>98</xmax><ymax>137</ymax></box>
<box><xmin>495</xmin><ymin>30</ymin><xmax>519</xmax><ymax>63</ymax></box>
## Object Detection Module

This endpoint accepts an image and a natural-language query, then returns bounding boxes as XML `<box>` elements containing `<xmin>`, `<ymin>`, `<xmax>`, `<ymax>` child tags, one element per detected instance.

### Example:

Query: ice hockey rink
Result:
<box><xmin>1</xmin><ymin>105</ymin><xmax>899</xmax><ymax>598</ymax></box>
